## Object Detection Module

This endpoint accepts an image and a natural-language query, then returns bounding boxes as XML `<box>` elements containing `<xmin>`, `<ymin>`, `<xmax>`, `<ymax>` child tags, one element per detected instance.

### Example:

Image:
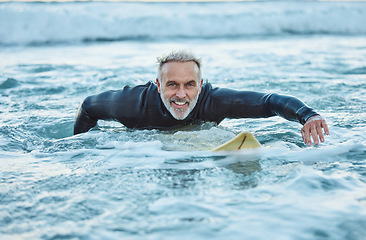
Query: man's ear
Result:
<box><xmin>199</xmin><ymin>78</ymin><xmax>203</xmax><ymax>93</ymax></box>
<box><xmin>156</xmin><ymin>78</ymin><xmax>161</xmax><ymax>94</ymax></box>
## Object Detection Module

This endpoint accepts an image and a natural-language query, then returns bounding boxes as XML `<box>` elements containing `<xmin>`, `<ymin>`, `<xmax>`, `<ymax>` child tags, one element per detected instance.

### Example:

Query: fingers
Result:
<box><xmin>301</xmin><ymin>124</ymin><xmax>312</xmax><ymax>147</ymax></box>
<box><xmin>301</xmin><ymin>116</ymin><xmax>330</xmax><ymax>146</ymax></box>
<box><xmin>316</xmin><ymin>123</ymin><xmax>325</xmax><ymax>143</ymax></box>
<box><xmin>317</xmin><ymin>119</ymin><xmax>330</xmax><ymax>143</ymax></box>
<box><xmin>322</xmin><ymin>120</ymin><xmax>330</xmax><ymax>136</ymax></box>
<box><xmin>311</xmin><ymin>123</ymin><xmax>319</xmax><ymax>145</ymax></box>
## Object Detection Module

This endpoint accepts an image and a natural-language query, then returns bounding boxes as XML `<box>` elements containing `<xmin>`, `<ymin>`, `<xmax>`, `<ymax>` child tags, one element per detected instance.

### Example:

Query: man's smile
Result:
<box><xmin>171</xmin><ymin>99</ymin><xmax>189</xmax><ymax>108</ymax></box>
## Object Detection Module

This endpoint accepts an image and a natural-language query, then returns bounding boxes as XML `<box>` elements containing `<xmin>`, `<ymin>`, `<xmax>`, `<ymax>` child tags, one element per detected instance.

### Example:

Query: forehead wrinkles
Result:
<box><xmin>161</xmin><ymin>61</ymin><xmax>200</xmax><ymax>80</ymax></box>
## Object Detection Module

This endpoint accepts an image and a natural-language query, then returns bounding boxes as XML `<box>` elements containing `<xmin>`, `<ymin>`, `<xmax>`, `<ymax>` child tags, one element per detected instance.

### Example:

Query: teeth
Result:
<box><xmin>174</xmin><ymin>101</ymin><xmax>186</xmax><ymax>106</ymax></box>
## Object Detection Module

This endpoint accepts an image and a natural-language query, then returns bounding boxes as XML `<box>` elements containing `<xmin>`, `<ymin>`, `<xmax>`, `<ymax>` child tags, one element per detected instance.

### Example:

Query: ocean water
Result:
<box><xmin>1</xmin><ymin>1</ymin><xmax>366</xmax><ymax>239</ymax></box>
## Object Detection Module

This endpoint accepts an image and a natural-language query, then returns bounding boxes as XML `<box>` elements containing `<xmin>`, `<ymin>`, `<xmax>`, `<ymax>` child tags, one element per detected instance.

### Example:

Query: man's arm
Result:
<box><xmin>263</xmin><ymin>93</ymin><xmax>330</xmax><ymax>146</ymax></box>
<box><xmin>74</xmin><ymin>100</ymin><xmax>98</xmax><ymax>135</ymax></box>
<box><xmin>73</xmin><ymin>89</ymin><xmax>140</xmax><ymax>135</ymax></box>
<box><xmin>207</xmin><ymin>88</ymin><xmax>329</xmax><ymax>146</ymax></box>
<box><xmin>73</xmin><ymin>84</ymin><xmax>150</xmax><ymax>135</ymax></box>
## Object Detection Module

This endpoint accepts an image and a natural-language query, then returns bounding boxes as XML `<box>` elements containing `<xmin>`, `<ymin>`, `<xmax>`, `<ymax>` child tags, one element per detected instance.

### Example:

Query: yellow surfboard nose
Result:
<box><xmin>211</xmin><ymin>132</ymin><xmax>261</xmax><ymax>151</ymax></box>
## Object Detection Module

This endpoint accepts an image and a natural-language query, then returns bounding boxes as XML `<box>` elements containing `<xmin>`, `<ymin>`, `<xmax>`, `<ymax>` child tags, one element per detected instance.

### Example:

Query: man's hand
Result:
<box><xmin>301</xmin><ymin>115</ymin><xmax>330</xmax><ymax>146</ymax></box>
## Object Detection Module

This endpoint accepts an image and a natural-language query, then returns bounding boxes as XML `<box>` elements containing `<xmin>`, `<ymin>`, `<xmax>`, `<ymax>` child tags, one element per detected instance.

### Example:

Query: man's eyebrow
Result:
<box><xmin>186</xmin><ymin>80</ymin><xmax>196</xmax><ymax>85</ymax></box>
<box><xmin>165</xmin><ymin>80</ymin><xmax>196</xmax><ymax>85</ymax></box>
<box><xmin>165</xmin><ymin>80</ymin><xmax>177</xmax><ymax>85</ymax></box>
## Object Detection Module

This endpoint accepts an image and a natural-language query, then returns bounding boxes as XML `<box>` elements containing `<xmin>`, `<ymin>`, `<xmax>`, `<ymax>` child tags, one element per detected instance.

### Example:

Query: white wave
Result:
<box><xmin>1</xmin><ymin>1</ymin><xmax>366</xmax><ymax>45</ymax></box>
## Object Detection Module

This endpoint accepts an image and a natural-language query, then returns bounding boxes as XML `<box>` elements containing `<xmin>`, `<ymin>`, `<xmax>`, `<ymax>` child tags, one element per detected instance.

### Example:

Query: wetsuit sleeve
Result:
<box><xmin>204</xmin><ymin>88</ymin><xmax>318</xmax><ymax>125</ymax></box>
<box><xmin>74</xmin><ymin>101</ymin><xmax>98</xmax><ymax>135</ymax></box>
<box><xmin>74</xmin><ymin>85</ymin><xmax>146</xmax><ymax>135</ymax></box>
<box><xmin>261</xmin><ymin>93</ymin><xmax>319</xmax><ymax>124</ymax></box>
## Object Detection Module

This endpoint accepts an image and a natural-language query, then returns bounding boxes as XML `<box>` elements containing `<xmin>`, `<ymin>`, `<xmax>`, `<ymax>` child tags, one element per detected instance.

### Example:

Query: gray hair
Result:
<box><xmin>157</xmin><ymin>50</ymin><xmax>202</xmax><ymax>80</ymax></box>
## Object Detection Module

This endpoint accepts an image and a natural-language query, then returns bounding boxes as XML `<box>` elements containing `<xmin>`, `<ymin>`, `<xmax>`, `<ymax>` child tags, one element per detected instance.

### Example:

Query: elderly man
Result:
<box><xmin>74</xmin><ymin>50</ymin><xmax>329</xmax><ymax>146</ymax></box>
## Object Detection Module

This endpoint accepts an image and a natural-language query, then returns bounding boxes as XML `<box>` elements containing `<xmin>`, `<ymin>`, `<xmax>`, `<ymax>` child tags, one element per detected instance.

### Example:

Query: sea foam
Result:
<box><xmin>1</xmin><ymin>2</ymin><xmax>366</xmax><ymax>45</ymax></box>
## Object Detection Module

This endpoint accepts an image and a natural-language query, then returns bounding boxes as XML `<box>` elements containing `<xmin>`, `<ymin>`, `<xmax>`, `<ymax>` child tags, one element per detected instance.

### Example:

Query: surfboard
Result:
<box><xmin>211</xmin><ymin>132</ymin><xmax>261</xmax><ymax>151</ymax></box>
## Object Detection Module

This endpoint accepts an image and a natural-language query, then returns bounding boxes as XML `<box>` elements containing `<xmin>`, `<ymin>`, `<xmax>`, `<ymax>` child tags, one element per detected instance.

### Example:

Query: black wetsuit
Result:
<box><xmin>74</xmin><ymin>82</ymin><xmax>318</xmax><ymax>135</ymax></box>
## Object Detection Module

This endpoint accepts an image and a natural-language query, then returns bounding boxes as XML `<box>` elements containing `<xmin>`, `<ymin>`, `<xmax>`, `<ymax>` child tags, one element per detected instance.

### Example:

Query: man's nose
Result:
<box><xmin>176</xmin><ymin>87</ymin><xmax>187</xmax><ymax>98</ymax></box>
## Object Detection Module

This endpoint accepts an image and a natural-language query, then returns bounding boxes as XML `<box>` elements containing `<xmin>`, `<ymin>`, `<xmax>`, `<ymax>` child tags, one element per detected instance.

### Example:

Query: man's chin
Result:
<box><xmin>160</xmin><ymin>94</ymin><xmax>198</xmax><ymax>120</ymax></box>
<box><xmin>170</xmin><ymin>109</ymin><xmax>189</xmax><ymax>120</ymax></box>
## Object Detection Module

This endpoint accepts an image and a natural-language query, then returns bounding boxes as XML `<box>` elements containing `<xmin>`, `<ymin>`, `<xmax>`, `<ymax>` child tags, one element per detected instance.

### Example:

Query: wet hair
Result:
<box><xmin>157</xmin><ymin>50</ymin><xmax>202</xmax><ymax>80</ymax></box>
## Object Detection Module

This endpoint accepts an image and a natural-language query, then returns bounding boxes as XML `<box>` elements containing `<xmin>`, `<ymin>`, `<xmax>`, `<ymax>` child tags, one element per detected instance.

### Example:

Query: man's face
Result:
<box><xmin>157</xmin><ymin>61</ymin><xmax>203</xmax><ymax>120</ymax></box>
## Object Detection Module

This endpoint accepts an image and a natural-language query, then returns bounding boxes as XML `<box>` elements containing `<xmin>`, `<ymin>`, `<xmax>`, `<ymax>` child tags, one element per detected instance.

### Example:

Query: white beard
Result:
<box><xmin>160</xmin><ymin>92</ymin><xmax>199</xmax><ymax>120</ymax></box>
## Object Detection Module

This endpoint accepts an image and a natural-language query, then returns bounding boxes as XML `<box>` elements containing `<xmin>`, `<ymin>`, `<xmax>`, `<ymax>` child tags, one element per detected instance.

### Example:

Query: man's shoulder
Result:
<box><xmin>118</xmin><ymin>81</ymin><xmax>159</xmax><ymax>97</ymax></box>
<box><xmin>124</xmin><ymin>81</ymin><xmax>157</xmax><ymax>90</ymax></box>
<box><xmin>202</xmin><ymin>82</ymin><xmax>212</xmax><ymax>89</ymax></box>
